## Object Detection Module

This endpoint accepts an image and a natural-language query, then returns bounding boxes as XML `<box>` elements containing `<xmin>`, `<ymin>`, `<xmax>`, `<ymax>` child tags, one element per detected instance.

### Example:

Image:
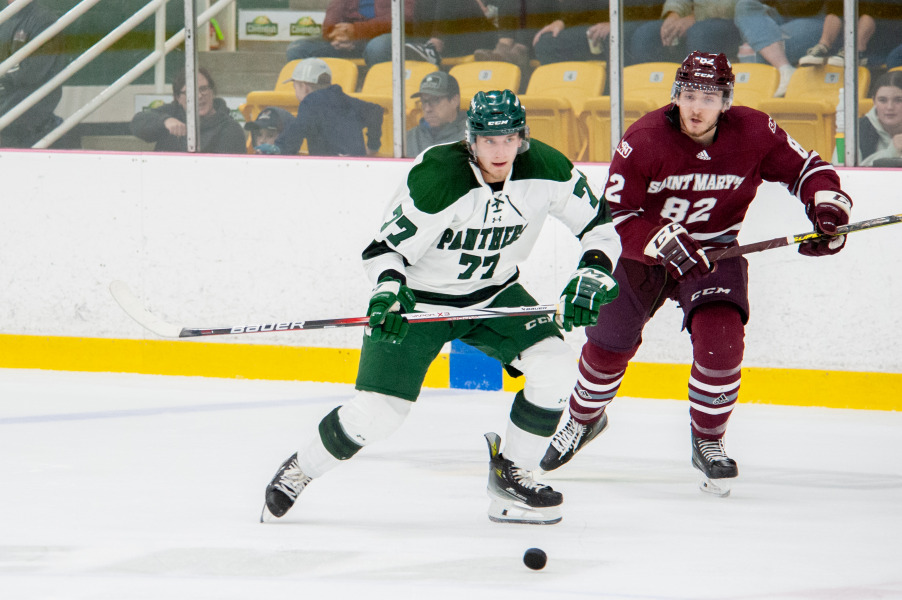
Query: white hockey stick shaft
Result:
<box><xmin>110</xmin><ymin>281</ymin><xmax>558</xmax><ymax>339</ymax></box>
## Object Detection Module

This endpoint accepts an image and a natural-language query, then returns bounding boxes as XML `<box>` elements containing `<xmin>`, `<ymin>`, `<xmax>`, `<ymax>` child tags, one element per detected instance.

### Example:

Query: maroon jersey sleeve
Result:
<box><xmin>602</xmin><ymin>106</ymin><xmax>851</xmax><ymax>263</ymax></box>
<box><xmin>755</xmin><ymin>113</ymin><xmax>846</xmax><ymax>206</ymax></box>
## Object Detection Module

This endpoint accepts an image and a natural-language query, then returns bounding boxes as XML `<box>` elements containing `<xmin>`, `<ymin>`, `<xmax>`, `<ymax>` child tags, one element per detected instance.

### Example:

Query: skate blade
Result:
<box><xmin>698</xmin><ymin>474</ymin><xmax>732</xmax><ymax>497</ymax></box>
<box><xmin>487</xmin><ymin>498</ymin><xmax>562</xmax><ymax>525</ymax></box>
<box><xmin>260</xmin><ymin>504</ymin><xmax>280</xmax><ymax>523</ymax></box>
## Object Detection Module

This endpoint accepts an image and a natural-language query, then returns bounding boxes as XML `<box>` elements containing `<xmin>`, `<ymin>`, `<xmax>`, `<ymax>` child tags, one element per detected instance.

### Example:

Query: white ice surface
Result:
<box><xmin>1</xmin><ymin>369</ymin><xmax>901</xmax><ymax>600</ymax></box>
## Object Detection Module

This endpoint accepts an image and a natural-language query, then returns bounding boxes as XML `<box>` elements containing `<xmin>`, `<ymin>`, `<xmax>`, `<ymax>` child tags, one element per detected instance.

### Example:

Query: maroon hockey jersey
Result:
<box><xmin>604</xmin><ymin>105</ymin><xmax>847</xmax><ymax>264</ymax></box>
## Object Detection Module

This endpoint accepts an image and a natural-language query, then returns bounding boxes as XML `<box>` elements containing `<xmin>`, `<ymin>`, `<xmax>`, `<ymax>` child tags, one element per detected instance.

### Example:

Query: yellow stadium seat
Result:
<box><xmin>624</xmin><ymin>62</ymin><xmax>681</xmax><ymax>108</ymax></box>
<box><xmin>579</xmin><ymin>96</ymin><xmax>655</xmax><ymax>162</ymax></box>
<box><xmin>517</xmin><ymin>61</ymin><xmax>606</xmax><ymax>160</ymax></box>
<box><xmin>757</xmin><ymin>65</ymin><xmax>871</xmax><ymax>158</ymax></box>
<box><xmin>573</xmin><ymin>62</ymin><xmax>678</xmax><ymax>162</ymax></box>
<box><xmin>359</xmin><ymin>60</ymin><xmax>439</xmax><ymax>97</ymax></box>
<box><xmin>731</xmin><ymin>63</ymin><xmax>779</xmax><ymax>109</ymax></box>
<box><xmin>449</xmin><ymin>61</ymin><xmax>522</xmax><ymax>106</ymax></box>
<box><xmin>240</xmin><ymin>58</ymin><xmax>360</xmax><ymax>122</ymax></box>
<box><xmin>348</xmin><ymin>61</ymin><xmax>439</xmax><ymax>157</ymax></box>
<box><xmin>441</xmin><ymin>54</ymin><xmax>475</xmax><ymax>68</ymax></box>
<box><xmin>523</xmin><ymin>61</ymin><xmax>606</xmax><ymax>114</ymax></box>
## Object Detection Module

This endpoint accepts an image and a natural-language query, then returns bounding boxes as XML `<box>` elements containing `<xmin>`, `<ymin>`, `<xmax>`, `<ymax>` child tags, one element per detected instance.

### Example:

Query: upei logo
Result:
<box><xmin>616</xmin><ymin>140</ymin><xmax>632</xmax><ymax>158</ymax></box>
<box><xmin>290</xmin><ymin>16</ymin><xmax>322</xmax><ymax>37</ymax></box>
<box><xmin>246</xmin><ymin>15</ymin><xmax>278</xmax><ymax>36</ymax></box>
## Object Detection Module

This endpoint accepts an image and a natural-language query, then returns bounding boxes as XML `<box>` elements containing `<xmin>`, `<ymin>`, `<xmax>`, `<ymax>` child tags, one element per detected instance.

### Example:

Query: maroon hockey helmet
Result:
<box><xmin>672</xmin><ymin>51</ymin><xmax>735</xmax><ymax>107</ymax></box>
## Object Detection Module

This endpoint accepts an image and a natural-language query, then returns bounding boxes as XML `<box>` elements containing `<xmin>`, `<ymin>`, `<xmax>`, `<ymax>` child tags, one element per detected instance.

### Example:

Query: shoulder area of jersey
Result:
<box><xmin>721</xmin><ymin>104</ymin><xmax>781</xmax><ymax>134</ymax></box>
<box><xmin>407</xmin><ymin>141</ymin><xmax>481</xmax><ymax>214</ymax></box>
<box><xmin>511</xmin><ymin>137</ymin><xmax>573</xmax><ymax>181</ymax></box>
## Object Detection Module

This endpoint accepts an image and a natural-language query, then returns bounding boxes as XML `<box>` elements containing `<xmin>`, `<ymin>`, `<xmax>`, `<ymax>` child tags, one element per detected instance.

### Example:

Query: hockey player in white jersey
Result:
<box><xmin>262</xmin><ymin>89</ymin><xmax>621</xmax><ymax>525</ymax></box>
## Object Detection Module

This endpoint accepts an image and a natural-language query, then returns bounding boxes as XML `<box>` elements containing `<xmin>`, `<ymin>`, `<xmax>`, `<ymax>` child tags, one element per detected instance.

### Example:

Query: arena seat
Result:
<box><xmin>518</xmin><ymin>61</ymin><xmax>606</xmax><ymax>160</ymax></box>
<box><xmin>731</xmin><ymin>63</ymin><xmax>779</xmax><ymax>109</ymax></box>
<box><xmin>757</xmin><ymin>65</ymin><xmax>871</xmax><ymax>158</ymax></box>
<box><xmin>449</xmin><ymin>61</ymin><xmax>522</xmax><ymax>107</ymax></box>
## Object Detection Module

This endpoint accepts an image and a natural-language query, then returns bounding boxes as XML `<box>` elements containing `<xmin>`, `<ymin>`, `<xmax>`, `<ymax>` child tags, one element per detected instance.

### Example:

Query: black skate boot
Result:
<box><xmin>484</xmin><ymin>432</ymin><xmax>563</xmax><ymax>524</ymax></box>
<box><xmin>261</xmin><ymin>453</ymin><xmax>312</xmax><ymax>522</ymax></box>
<box><xmin>691</xmin><ymin>433</ymin><xmax>738</xmax><ymax>497</ymax></box>
<box><xmin>539</xmin><ymin>413</ymin><xmax>609</xmax><ymax>472</ymax></box>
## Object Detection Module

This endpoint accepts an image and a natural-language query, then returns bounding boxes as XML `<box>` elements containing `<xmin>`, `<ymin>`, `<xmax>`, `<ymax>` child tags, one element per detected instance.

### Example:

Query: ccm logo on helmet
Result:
<box><xmin>488</xmin><ymin>119</ymin><xmax>510</xmax><ymax>126</ymax></box>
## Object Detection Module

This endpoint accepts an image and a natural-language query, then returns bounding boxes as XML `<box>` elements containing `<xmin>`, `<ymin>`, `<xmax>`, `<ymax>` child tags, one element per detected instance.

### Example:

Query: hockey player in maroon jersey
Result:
<box><xmin>540</xmin><ymin>50</ymin><xmax>853</xmax><ymax>496</ymax></box>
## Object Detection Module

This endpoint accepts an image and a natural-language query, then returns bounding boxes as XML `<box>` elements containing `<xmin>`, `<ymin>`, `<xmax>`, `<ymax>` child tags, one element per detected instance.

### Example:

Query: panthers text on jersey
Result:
<box><xmin>362</xmin><ymin>139</ymin><xmax>622</xmax><ymax>309</ymax></box>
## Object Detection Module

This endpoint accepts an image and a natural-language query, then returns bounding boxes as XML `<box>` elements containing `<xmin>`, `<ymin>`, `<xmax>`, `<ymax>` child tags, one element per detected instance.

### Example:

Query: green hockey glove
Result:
<box><xmin>557</xmin><ymin>264</ymin><xmax>619</xmax><ymax>332</ymax></box>
<box><xmin>366</xmin><ymin>278</ymin><xmax>416</xmax><ymax>343</ymax></box>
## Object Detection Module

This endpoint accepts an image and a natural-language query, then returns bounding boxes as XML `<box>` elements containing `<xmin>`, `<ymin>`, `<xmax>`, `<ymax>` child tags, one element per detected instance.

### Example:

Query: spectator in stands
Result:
<box><xmin>835</xmin><ymin>71</ymin><xmax>902</xmax><ymax>167</ymax></box>
<box><xmin>244</xmin><ymin>106</ymin><xmax>293</xmax><ymax>150</ymax></box>
<box><xmin>405</xmin><ymin>71</ymin><xmax>466</xmax><ymax>156</ymax></box>
<box><xmin>285</xmin><ymin>0</ymin><xmax>414</xmax><ymax>67</ymax></box>
<box><xmin>629</xmin><ymin>0</ymin><xmax>740</xmax><ymax>65</ymax></box>
<box><xmin>0</xmin><ymin>0</ymin><xmax>69</xmax><ymax>148</ymax></box>
<box><xmin>130</xmin><ymin>67</ymin><xmax>246</xmax><ymax>154</ymax></box>
<box><xmin>888</xmin><ymin>43</ymin><xmax>902</xmax><ymax>70</ymax></box>
<box><xmin>532</xmin><ymin>0</ymin><xmax>661</xmax><ymax>65</ymax></box>
<box><xmin>799</xmin><ymin>1</ymin><xmax>902</xmax><ymax>68</ymax></box>
<box><xmin>471</xmin><ymin>1</ymin><xmax>560</xmax><ymax>72</ymax></box>
<box><xmin>256</xmin><ymin>58</ymin><xmax>382</xmax><ymax>157</ymax></box>
<box><xmin>409</xmin><ymin>0</ymin><xmax>512</xmax><ymax>65</ymax></box>
<box><xmin>733</xmin><ymin>0</ymin><xmax>824</xmax><ymax>97</ymax></box>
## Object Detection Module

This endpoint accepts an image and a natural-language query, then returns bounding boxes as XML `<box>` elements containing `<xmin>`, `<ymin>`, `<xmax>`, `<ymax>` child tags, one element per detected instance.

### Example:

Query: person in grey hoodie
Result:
<box><xmin>130</xmin><ymin>67</ymin><xmax>246</xmax><ymax>154</ymax></box>
<box><xmin>406</xmin><ymin>71</ymin><xmax>466</xmax><ymax>157</ymax></box>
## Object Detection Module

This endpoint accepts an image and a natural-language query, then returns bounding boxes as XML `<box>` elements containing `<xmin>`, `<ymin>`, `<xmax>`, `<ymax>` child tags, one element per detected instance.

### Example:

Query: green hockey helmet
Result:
<box><xmin>466</xmin><ymin>89</ymin><xmax>530</xmax><ymax>153</ymax></box>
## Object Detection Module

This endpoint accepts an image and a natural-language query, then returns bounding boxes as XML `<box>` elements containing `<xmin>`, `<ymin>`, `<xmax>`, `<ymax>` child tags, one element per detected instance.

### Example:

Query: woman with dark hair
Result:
<box><xmin>130</xmin><ymin>67</ymin><xmax>245</xmax><ymax>154</ymax></box>
<box><xmin>840</xmin><ymin>70</ymin><xmax>902</xmax><ymax>167</ymax></box>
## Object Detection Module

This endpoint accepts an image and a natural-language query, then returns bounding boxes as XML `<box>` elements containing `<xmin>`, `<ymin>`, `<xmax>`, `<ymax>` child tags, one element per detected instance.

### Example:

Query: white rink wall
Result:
<box><xmin>0</xmin><ymin>150</ymin><xmax>899</xmax><ymax>373</ymax></box>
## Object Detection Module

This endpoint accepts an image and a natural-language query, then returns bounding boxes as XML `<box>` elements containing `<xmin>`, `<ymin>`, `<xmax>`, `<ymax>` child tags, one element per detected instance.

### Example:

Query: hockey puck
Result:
<box><xmin>523</xmin><ymin>547</ymin><xmax>547</xmax><ymax>570</ymax></box>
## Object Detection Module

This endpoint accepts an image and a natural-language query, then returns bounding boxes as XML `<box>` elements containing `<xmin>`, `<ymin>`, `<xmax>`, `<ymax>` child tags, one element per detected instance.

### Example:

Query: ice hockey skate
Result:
<box><xmin>484</xmin><ymin>432</ymin><xmax>563</xmax><ymax>525</ymax></box>
<box><xmin>539</xmin><ymin>413</ymin><xmax>609</xmax><ymax>472</ymax></box>
<box><xmin>691</xmin><ymin>433</ymin><xmax>738</xmax><ymax>497</ymax></box>
<box><xmin>260</xmin><ymin>452</ymin><xmax>312</xmax><ymax>522</ymax></box>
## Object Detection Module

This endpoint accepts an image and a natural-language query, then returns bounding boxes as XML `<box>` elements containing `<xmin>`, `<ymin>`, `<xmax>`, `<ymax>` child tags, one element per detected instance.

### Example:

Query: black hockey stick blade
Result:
<box><xmin>709</xmin><ymin>213</ymin><xmax>902</xmax><ymax>261</ymax></box>
<box><xmin>110</xmin><ymin>281</ymin><xmax>558</xmax><ymax>339</ymax></box>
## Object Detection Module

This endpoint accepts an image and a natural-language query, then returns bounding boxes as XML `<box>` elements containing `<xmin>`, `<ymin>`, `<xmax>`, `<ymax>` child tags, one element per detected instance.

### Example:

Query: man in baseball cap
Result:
<box><xmin>283</xmin><ymin>57</ymin><xmax>332</xmax><ymax>86</ymax></box>
<box><xmin>406</xmin><ymin>71</ymin><xmax>466</xmax><ymax>157</ymax></box>
<box><xmin>255</xmin><ymin>57</ymin><xmax>383</xmax><ymax>156</ymax></box>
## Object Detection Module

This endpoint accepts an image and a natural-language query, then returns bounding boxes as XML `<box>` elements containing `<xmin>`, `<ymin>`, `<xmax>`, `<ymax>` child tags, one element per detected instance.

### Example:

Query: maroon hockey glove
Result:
<box><xmin>799</xmin><ymin>191</ymin><xmax>852</xmax><ymax>257</ymax></box>
<box><xmin>643</xmin><ymin>221</ymin><xmax>712</xmax><ymax>281</ymax></box>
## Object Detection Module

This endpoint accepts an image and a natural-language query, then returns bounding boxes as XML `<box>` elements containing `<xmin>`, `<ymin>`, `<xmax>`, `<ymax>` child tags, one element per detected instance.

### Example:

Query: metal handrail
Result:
<box><xmin>0</xmin><ymin>0</ymin><xmax>235</xmax><ymax>148</ymax></box>
<box><xmin>0</xmin><ymin>0</ymin><xmax>104</xmax><ymax>79</ymax></box>
<box><xmin>35</xmin><ymin>0</ymin><xmax>234</xmax><ymax>149</ymax></box>
<box><xmin>0</xmin><ymin>0</ymin><xmax>33</xmax><ymax>28</ymax></box>
<box><xmin>0</xmin><ymin>0</ymin><xmax>170</xmax><ymax>134</ymax></box>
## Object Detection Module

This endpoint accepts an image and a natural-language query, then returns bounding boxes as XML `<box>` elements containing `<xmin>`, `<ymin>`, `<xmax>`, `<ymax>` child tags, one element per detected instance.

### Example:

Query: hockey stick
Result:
<box><xmin>110</xmin><ymin>281</ymin><xmax>558</xmax><ymax>339</ymax></box>
<box><xmin>709</xmin><ymin>213</ymin><xmax>902</xmax><ymax>261</ymax></box>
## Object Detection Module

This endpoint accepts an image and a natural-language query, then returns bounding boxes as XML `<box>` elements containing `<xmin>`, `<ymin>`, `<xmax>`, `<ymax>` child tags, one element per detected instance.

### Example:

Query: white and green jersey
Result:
<box><xmin>363</xmin><ymin>139</ymin><xmax>621</xmax><ymax>309</ymax></box>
